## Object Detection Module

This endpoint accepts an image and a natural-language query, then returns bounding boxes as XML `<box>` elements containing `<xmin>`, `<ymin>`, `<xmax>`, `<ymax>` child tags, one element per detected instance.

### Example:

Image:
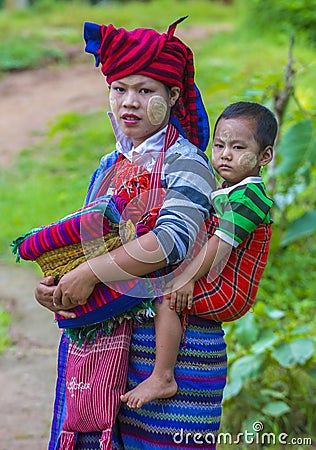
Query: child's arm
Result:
<box><xmin>167</xmin><ymin>235</ymin><xmax>232</xmax><ymax>312</ymax></box>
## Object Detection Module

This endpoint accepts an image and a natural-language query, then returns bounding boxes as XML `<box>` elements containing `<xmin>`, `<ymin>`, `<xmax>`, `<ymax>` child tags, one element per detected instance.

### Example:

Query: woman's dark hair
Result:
<box><xmin>213</xmin><ymin>101</ymin><xmax>278</xmax><ymax>150</ymax></box>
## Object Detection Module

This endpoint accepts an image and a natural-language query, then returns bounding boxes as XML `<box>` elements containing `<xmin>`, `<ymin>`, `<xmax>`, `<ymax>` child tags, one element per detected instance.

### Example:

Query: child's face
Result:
<box><xmin>109</xmin><ymin>74</ymin><xmax>179</xmax><ymax>147</ymax></box>
<box><xmin>212</xmin><ymin>117</ymin><xmax>270</xmax><ymax>185</ymax></box>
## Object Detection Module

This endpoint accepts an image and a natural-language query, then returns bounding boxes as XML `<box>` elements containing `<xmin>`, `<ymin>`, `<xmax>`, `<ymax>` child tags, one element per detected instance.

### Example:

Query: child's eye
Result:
<box><xmin>213</xmin><ymin>143</ymin><xmax>224</xmax><ymax>149</ymax></box>
<box><xmin>233</xmin><ymin>145</ymin><xmax>244</xmax><ymax>150</ymax></box>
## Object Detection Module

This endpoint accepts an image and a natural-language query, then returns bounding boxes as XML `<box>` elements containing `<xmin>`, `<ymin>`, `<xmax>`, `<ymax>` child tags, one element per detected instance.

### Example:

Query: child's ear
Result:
<box><xmin>259</xmin><ymin>145</ymin><xmax>273</xmax><ymax>168</ymax></box>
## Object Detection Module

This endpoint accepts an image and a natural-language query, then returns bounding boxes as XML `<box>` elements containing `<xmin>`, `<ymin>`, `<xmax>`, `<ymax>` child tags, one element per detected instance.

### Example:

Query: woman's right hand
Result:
<box><xmin>34</xmin><ymin>276</ymin><xmax>76</xmax><ymax>319</ymax></box>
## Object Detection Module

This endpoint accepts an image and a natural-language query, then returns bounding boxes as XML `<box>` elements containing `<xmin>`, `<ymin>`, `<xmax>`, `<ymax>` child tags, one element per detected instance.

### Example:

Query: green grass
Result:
<box><xmin>1</xmin><ymin>0</ymin><xmax>315</xmax><ymax>113</ymax></box>
<box><xmin>1</xmin><ymin>111</ymin><xmax>115</xmax><ymax>259</ymax></box>
<box><xmin>1</xmin><ymin>1</ymin><xmax>315</xmax><ymax>128</ymax></box>
<box><xmin>0</xmin><ymin>307</ymin><xmax>11</xmax><ymax>353</ymax></box>
<box><xmin>0</xmin><ymin>0</ymin><xmax>237</xmax><ymax>72</ymax></box>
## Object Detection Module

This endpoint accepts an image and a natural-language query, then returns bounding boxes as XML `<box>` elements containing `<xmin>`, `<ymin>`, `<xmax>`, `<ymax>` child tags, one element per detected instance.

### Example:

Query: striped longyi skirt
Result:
<box><xmin>73</xmin><ymin>316</ymin><xmax>227</xmax><ymax>450</ymax></box>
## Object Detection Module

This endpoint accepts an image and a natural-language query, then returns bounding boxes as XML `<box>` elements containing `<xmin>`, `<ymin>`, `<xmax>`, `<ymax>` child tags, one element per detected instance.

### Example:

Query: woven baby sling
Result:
<box><xmin>188</xmin><ymin>216</ymin><xmax>272</xmax><ymax>322</ymax></box>
<box><xmin>12</xmin><ymin>123</ymin><xmax>179</xmax><ymax>450</ymax></box>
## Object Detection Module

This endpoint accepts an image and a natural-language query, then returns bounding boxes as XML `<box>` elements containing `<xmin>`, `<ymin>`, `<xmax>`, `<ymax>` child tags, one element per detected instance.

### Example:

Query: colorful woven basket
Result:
<box><xmin>12</xmin><ymin>196</ymin><xmax>155</xmax><ymax>338</ymax></box>
<box><xmin>33</xmin><ymin>221</ymin><xmax>135</xmax><ymax>284</ymax></box>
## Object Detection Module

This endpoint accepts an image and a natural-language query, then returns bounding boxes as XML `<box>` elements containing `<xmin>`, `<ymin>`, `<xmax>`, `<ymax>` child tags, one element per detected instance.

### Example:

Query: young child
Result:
<box><xmin>121</xmin><ymin>101</ymin><xmax>278</xmax><ymax>408</ymax></box>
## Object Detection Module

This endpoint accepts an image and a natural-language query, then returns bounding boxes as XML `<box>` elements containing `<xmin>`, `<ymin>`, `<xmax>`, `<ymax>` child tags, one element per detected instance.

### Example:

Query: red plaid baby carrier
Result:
<box><xmin>189</xmin><ymin>215</ymin><xmax>272</xmax><ymax>322</ymax></box>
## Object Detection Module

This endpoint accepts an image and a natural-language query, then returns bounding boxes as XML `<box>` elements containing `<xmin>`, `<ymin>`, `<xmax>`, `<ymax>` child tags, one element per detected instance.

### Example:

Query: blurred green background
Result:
<box><xmin>0</xmin><ymin>1</ymin><xmax>315</xmax><ymax>448</ymax></box>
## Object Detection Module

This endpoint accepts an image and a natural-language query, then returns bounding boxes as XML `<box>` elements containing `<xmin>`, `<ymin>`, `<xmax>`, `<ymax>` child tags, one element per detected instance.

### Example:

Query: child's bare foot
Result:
<box><xmin>121</xmin><ymin>373</ymin><xmax>178</xmax><ymax>408</ymax></box>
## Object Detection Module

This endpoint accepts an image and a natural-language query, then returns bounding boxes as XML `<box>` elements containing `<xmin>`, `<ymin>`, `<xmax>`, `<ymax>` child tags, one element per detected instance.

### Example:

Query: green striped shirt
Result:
<box><xmin>211</xmin><ymin>176</ymin><xmax>273</xmax><ymax>247</ymax></box>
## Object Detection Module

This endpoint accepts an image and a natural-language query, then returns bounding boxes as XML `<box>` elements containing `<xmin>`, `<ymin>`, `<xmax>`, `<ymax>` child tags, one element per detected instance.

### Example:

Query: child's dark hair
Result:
<box><xmin>213</xmin><ymin>101</ymin><xmax>278</xmax><ymax>150</ymax></box>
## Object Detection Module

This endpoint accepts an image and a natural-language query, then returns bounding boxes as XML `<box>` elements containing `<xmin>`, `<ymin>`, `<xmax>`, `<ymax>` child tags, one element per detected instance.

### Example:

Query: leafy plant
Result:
<box><xmin>273</xmin><ymin>118</ymin><xmax>316</xmax><ymax>246</ymax></box>
<box><xmin>222</xmin><ymin>305</ymin><xmax>315</xmax><ymax>445</ymax></box>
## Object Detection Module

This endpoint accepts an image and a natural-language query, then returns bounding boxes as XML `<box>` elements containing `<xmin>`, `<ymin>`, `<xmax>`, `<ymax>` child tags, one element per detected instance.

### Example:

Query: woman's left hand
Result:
<box><xmin>53</xmin><ymin>262</ymin><xmax>98</xmax><ymax>309</ymax></box>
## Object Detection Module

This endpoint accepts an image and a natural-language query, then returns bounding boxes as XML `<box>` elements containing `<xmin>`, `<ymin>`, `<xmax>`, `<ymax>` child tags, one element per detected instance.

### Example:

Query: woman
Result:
<box><xmin>35</xmin><ymin>17</ymin><xmax>227</xmax><ymax>450</ymax></box>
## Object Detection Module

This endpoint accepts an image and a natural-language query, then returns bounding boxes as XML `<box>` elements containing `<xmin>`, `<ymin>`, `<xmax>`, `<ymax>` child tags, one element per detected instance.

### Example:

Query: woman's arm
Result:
<box><xmin>53</xmin><ymin>231</ymin><xmax>166</xmax><ymax>308</ymax></box>
<box><xmin>53</xmin><ymin>145</ymin><xmax>216</xmax><ymax>308</ymax></box>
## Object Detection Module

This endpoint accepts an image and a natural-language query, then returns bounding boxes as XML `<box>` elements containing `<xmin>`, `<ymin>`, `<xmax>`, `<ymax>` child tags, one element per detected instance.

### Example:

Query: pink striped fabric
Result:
<box><xmin>145</xmin><ymin>122</ymin><xmax>178</xmax><ymax>212</ymax></box>
<box><xmin>60</xmin><ymin>319</ymin><xmax>133</xmax><ymax>449</ymax></box>
<box><xmin>17</xmin><ymin>201</ymin><xmax>114</xmax><ymax>260</ymax></box>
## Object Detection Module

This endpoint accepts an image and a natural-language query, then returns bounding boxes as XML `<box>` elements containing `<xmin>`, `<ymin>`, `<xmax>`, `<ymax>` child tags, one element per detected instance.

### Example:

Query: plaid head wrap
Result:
<box><xmin>84</xmin><ymin>17</ymin><xmax>209</xmax><ymax>151</ymax></box>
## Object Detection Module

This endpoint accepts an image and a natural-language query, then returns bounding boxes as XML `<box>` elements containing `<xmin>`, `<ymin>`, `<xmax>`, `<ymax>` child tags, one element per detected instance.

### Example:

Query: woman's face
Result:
<box><xmin>109</xmin><ymin>74</ymin><xmax>179</xmax><ymax>147</ymax></box>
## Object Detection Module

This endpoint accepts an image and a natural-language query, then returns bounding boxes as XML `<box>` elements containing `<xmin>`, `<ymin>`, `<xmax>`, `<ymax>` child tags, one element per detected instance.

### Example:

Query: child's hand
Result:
<box><xmin>166</xmin><ymin>278</ymin><xmax>195</xmax><ymax>313</ymax></box>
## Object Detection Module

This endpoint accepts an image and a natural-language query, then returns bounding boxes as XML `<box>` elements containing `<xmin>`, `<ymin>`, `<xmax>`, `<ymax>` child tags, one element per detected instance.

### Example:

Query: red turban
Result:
<box><xmin>84</xmin><ymin>17</ymin><xmax>209</xmax><ymax>150</ymax></box>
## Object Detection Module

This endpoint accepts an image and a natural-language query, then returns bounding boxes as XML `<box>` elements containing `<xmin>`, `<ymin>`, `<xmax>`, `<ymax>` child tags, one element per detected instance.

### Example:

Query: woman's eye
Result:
<box><xmin>140</xmin><ymin>88</ymin><xmax>151</xmax><ymax>94</ymax></box>
<box><xmin>112</xmin><ymin>86</ymin><xmax>124</xmax><ymax>93</ymax></box>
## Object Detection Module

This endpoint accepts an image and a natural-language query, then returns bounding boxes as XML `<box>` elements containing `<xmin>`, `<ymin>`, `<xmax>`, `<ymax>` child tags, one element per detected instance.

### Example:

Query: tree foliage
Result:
<box><xmin>246</xmin><ymin>0</ymin><xmax>316</xmax><ymax>45</ymax></box>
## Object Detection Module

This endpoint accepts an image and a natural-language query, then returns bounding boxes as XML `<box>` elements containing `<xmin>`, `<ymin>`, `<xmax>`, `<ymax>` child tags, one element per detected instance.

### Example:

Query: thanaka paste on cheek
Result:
<box><xmin>147</xmin><ymin>95</ymin><xmax>168</xmax><ymax>125</ymax></box>
<box><xmin>238</xmin><ymin>152</ymin><xmax>258</xmax><ymax>170</ymax></box>
<box><xmin>109</xmin><ymin>96</ymin><xmax>118</xmax><ymax>121</ymax></box>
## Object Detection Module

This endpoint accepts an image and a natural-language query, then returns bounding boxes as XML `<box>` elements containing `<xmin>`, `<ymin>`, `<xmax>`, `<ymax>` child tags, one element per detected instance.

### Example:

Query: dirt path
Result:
<box><xmin>0</xmin><ymin>61</ymin><xmax>107</xmax><ymax>168</ymax></box>
<box><xmin>0</xmin><ymin>60</ymin><xmax>108</xmax><ymax>449</ymax></box>
<box><xmin>0</xmin><ymin>264</ymin><xmax>59</xmax><ymax>449</ymax></box>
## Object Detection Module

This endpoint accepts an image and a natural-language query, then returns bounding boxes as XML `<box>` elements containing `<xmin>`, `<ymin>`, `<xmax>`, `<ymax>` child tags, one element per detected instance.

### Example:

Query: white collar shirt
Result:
<box><xmin>108</xmin><ymin>112</ymin><xmax>168</xmax><ymax>171</ymax></box>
